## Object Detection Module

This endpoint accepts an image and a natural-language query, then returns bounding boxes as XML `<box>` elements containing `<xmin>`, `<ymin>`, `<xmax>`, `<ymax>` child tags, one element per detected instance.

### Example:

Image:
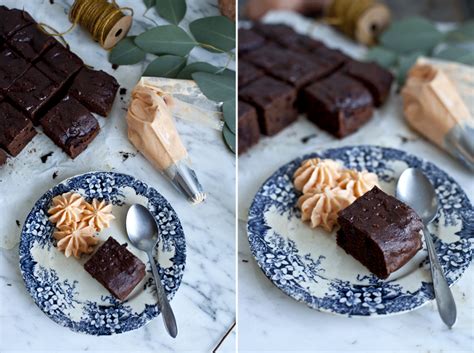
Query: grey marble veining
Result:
<box><xmin>238</xmin><ymin>11</ymin><xmax>473</xmax><ymax>353</ymax></box>
<box><xmin>0</xmin><ymin>0</ymin><xmax>236</xmax><ymax>352</ymax></box>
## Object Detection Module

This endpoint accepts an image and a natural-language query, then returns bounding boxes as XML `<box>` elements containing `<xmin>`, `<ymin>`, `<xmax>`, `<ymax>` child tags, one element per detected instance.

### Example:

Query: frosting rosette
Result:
<box><xmin>53</xmin><ymin>221</ymin><xmax>98</xmax><ymax>258</ymax></box>
<box><xmin>297</xmin><ymin>186</ymin><xmax>355</xmax><ymax>232</ymax></box>
<box><xmin>82</xmin><ymin>199</ymin><xmax>115</xmax><ymax>232</ymax></box>
<box><xmin>293</xmin><ymin>158</ymin><xmax>342</xmax><ymax>193</ymax></box>
<box><xmin>338</xmin><ymin>169</ymin><xmax>379</xmax><ymax>198</ymax></box>
<box><xmin>48</xmin><ymin>192</ymin><xmax>85</xmax><ymax>228</ymax></box>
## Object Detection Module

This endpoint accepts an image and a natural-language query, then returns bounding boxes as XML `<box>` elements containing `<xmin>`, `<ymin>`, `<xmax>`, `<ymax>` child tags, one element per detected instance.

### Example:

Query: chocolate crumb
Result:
<box><xmin>16</xmin><ymin>220</ymin><xmax>20</xmax><ymax>227</ymax></box>
<box><xmin>120</xmin><ymin>88</ymin><xmax>127</xmax><ymax>95</ymax></box>
<box><xmin>119</xmin><ymin>151</ymin><xmax>135</xmax><ymax>162</ymax></box>
<box><xmin>52</xmin><ymin>171</ymin><xmax>58</xmax><ymax>179</ymax></box>
<box><xmin>6</xmin><ymin>283</ymin><xmax>12</xmax><ymax>287</ymax></box>
<box><xmin>242</xmin><ymin>259</ymin><xmax>249</xmax><ymax>263</ymax></box>
<box><xmin>112</xmin><ymin>64</ymin><xmax>119</xmax><ymax>70</ymax></box>
<box><xmin>49</xmin><ymin>0</ymin><xmax>54</xmax><ymax>3</ymax></box>
<box><xmin>40</xmin><ymin>152</ymin><xmax>53</xmax><ymax>163</ymax></box>
<box><xmin>301</xmin><ymin>134</ymin><xmax>317</xmax><ymax>144</ymax></box>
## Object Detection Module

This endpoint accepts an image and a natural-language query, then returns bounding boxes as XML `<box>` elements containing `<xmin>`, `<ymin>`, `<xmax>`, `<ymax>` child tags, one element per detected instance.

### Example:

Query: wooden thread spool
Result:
<box><xmin>325</xmin><ymin>0</ymin><xmax>391</xmax><ymax>46</ymax></box>
<box><xmin>40</xmin><ymin>0</ymin><xmax>133</xmax><ymax>50</ymax></box>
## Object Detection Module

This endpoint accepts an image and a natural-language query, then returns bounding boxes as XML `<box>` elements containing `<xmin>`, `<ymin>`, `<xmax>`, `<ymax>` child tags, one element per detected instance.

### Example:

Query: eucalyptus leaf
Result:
<box><xmin>143</xmin><ymin>55</ymin><xmax>187</xmax><ymax>78</ymax></box>
<box><xmin>190</xmin><ymin>16</ymin><xmax>236</xmax><ymax>53</ymax></box>
<box><xmin>223</xmin><ymin>125</ymin><xmax>235</xmax><ymax>154</ymax></box>
<box><xmin>192</xmin><ymin>72</ymin><xmax>235</xmax><ymax>102</ymax></box>
<box><xmin>109</xmin><ymin>37</ymin><xmax>146</xmax><ymax>65</ymax></box>
<box><xmin>366</xmin><ymin>46</ymin><xmax>398</xmax><ymax>68</ymax></box>
<box><xmin>155</xmin><ymin>0</ymin><xmax>186</xmax><ymax>25</ymax></box>
<box><xmin>177</xmin><ymin>62</ymin><xmax>221</xmax><ymax>79</ymax></box>
<box><xmin>434</xmin><ymin>46</ymin><xmax>474</xmax><ymax>66</ymax></box>
<box><xmin>143</xmin><ymin>0</ymin><xmax>155</xmax><ymax>9</ymax></box>
<box><xmin>221</xmin><ymin>69</ymin><xmax>235</xmax><ymax>77</ymax></box>
<box><xmin>223</xmin><ymin>99</ymin><xmax>236</xmax><ymax>134</ymax></box>
<box><xmin>135</xmin><ymin>25</ymin><xmax>196</xmax><ymax>56</ymax></box>
<box><xmin>397</xmin><ymin>52</ymin><xmax>422</xmax><ymax>86</ymax></box>
<box><xmin>446</xmin><ymin>20</ymin><xmax>474</xmax><ymax>42</ymax></box>
<box><xmin>380</xmin><ymin>17</ymin><xmax>443</xmax><ymax>55</ymax></box>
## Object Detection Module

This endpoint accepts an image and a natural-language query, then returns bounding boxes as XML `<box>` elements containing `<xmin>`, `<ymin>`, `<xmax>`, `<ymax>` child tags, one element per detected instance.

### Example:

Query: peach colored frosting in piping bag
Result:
<box><xmin>127</xmin><ymin>82</ymin><xmax>206</xmax><ymax>204</ymax></box>
<box><xmin>402</xmin><ymin>59</ymin><xmax>474</xmax><ymax>170</ymax></box>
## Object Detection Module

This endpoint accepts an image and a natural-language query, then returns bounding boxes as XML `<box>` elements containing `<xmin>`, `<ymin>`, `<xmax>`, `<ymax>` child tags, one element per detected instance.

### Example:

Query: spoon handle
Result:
<box><xmin>147</xmin><ymin>251</ymin><xmax>178</xmax><ymax>338</ymax></box>
<box><xmin>423</xmin><ymin>224</ymin><xmax>457</xmax><ymax>328</ymax></box>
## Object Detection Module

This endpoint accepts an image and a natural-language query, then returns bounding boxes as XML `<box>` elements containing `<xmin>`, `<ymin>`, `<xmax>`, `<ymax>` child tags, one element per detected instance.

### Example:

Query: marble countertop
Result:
<box><xmin>0</xmin><ymin>0</ymin><xmax>235</xmax><ymax>352</ymax></box>
<box><xmin>238</xmin><ymin>11</ymin><xmax>474</xmax><ymax>353</ymax></box>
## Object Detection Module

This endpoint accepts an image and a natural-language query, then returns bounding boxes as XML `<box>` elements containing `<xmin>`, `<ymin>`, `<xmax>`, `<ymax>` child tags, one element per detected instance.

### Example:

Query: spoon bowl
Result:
<box><xmin>126</xmin><ymin>204</ymin><xmax>178</xmax><ymax>338</ymax></box>
<box><xmin>126</xmin><ymin>204</ymin><xmax>159</xmax><ymax>251</ymax></box>
<box><xmin>396</xmin><ymin>168</ymin><xmax>438</xmax><ymax>224</ymax></box>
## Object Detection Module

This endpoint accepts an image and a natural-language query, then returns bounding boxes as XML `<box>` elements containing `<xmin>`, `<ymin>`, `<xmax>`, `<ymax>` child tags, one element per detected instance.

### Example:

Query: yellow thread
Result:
<box><xmin>324</xmin><ymin>0</ymin><xmax>387</xmax><ymax>43</ymax></box>
<box><xmin>39</xmin><ymin>0</ymin><xmax>133</xmax><ymax>49</ymax></box>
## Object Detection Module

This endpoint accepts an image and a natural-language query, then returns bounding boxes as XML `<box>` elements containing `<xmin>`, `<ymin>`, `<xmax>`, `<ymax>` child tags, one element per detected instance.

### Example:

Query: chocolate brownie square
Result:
<box><xmin>238</xmin><ymin>61</ymin><xmax>264</xmax><ymax>88</ymax></box>
<box><xmin>0</xmin><ymin>148</ymin><xmax>7</xmax><ymax>166</ymax></box>
<box><xmin>238</xmin><ymin>101</ymin><xmax>260</xmax><ymax>154</ymax></box>
<box><xmin>239</xmin><ymin>28</ymin><xmax>265</xmax><ymax>53</ymax></box>
<box><xmin>337</xmin><ymin>186</ymin><xmax>423</xmax><ymax>279</ymax></box>
<box><xmin>0</xmin><ymin>101</ymin><xmax>36</xmax><ymax>156</ymax></box>
<box><xmin>41</xmin><ymin>95</ymin><xmax>100</xmax><ymax>158</ymax></box>
<box><xmin>6</xmin><ymin>66</ymin><xmax>60</xmax><ymax>123</ymax></box>
<box><xmin>0</xmin><ymin>6</ymin><xmax>35</xmax><ymax>39</ymax></box>
<box><xmin>69</xmin><ymin>67</ymin><xmax>119</xmax><ymax>117</ymax></box>
<box><xmin>344</xmin><ymin>60</ymin><xmax>394</xmax><ymax>106</ymax></box>
<box><xmin>0</xmin><ymin>46</ymin><xmax>30</xmax><ymax>91</ymax></box>
<box><xmin>84</xmin><ymin>237</ymin><xmax>146</xmax><ymax>301</ymax></box>
<box><xmin>239</xmin><ymin>76</ymin><xmax>297</xmax><ymax>136</ymax></box>
<box><xmin>36</xmin><ymin>43</ymin><xmax>84</xmax><ymax>86</ymax></box>
<box><xmin>303</xmin><ymin>73</ymin><xmax>373</xmax><ymax>138</ymax></box>
<box><xmin>8</xmin><ymin>24</ymin><xmax>57</xmax><ymax>61</ymax></box>
<box><xmin>310</xmin><ymin>46</ymin><xmax>349</xmax><ymax>70</ymax></box>
<box><xmin>253</xmin><ymin>23</ymin><xmax>297</xmax><ymax>41</ymax></box>
<box><xmin>243</xmin><ymin>43</ymin><xmax>285</xmax><ymax>71</ymax></box>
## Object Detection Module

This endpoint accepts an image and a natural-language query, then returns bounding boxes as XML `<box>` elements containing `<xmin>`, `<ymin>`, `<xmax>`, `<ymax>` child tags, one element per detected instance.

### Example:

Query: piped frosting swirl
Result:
<box><xmin>82</xmin><ymin>199</ymin><xmax>115</xmax><ymax>231</ymax></box>
<box><xmin>48</xmin><ymin>192</ymin><xmax>85</xmax><ymax>228</ymax></box>
<box><xmin>337</xmin><ymin>169</ymin><xmax>379</xmax><ymax>198</ymax></box>
<box><xmin>53</xmin><ymin>221</ymin><xmax>98</xmax><ymax>258</ymax></box>
<box><xmin>293</xmin><ymin>158</ymin><xmax>342</xmax><ymax>193</ymax></box>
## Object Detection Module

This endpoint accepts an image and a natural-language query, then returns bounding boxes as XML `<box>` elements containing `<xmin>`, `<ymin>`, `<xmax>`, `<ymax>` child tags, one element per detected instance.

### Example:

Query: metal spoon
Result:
<box><xmin>126</xmin><ymin>204</ymin><xmax>178</xmax><ymax>338</ymax></box>
<box><xmin>396</xmin><ymin>168</ymin><xmax>457</xmax><ymax>328</ymax></box>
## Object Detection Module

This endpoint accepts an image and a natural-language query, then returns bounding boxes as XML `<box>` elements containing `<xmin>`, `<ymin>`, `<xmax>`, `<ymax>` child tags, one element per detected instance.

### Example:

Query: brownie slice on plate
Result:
<box><xmin>36</xmin><ymin>43</ymin><xmax>84</xmax><ymax>86</ymax></box>
<box><xmin>239</xmin><ymin>76</ymin><xmax>297</xmax><ymax>136</ymax></box>
<box><xmin>0</xmin><ymin>101</ymin><xmax>36</xmax><ymax>156</ymax></box>
<box><xmin>6</xmin><ymin>66</ymin><xmax>60</xmax><ymax>123</ymax></box>
<box><xmin>303</xmin><ymin>73</ymin><xmax>373</xmax><ymax>138</ymax></box>
<box><xmin>344</xmin><ymin>60</ymin><xmax>394</xmax><ymax>107</ymax></box>
<box><xmin>337</xmin><ymin>186</ymin><xmax>423</xmax><ymax>279</ymax></box>
<box><xmin>69</xmin><ymin>67</ymin><xmax>119</xmax><ymax>117</ymax></box>
<box><xmin>41</xmin><ymin>95</ymin><xmax>99</xmax><ymax>158</ymax></box>
<box><xmin>84</xmin><ymin>237</ymin><xmax>146</xmax><ymax>301</ymax></box>
<box><xmin>238</xmin><ymin>101</ymin><xmax>259</xmax><ymax>155</ymax></box>
<box><xmin>8</xmin><ymin>24</ymin><xmax>57</xmax><ymax>61</ymax></box>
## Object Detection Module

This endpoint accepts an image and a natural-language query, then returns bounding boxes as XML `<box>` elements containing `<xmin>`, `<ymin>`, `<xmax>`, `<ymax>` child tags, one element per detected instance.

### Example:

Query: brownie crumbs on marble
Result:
<box><xmin>84</xmin><ymin>237</ymin><xmax>146</xmax><ymax>301</ymax></box>
<box><xmin>337</xmin><ymin>186</ymin><xmax>423</xmax><ymax>279</ymax></box>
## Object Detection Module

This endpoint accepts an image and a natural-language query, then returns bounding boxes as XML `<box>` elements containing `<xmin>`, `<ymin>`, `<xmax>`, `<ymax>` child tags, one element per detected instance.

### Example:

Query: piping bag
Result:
<box><xmin>402</xmin><ymin>58</ymin><xmax>474</xmax><ymax>171</ymax></box>
<box><xmin>126</xmin><ymin>78</ymin><xmax>221</xmax><ymax>204</ymax></box>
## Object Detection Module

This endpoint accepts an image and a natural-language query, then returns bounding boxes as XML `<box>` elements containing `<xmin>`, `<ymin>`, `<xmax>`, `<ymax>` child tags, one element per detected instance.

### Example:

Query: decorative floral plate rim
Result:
<box><xmin>247</xmin><ymin>145</ymin><xmax>473</xmax><ymax>317</ymax></box>
<box><xmin>19</xmin><ymin>171</ymin><xmax>186</xmax><ymax>335</ymax></box>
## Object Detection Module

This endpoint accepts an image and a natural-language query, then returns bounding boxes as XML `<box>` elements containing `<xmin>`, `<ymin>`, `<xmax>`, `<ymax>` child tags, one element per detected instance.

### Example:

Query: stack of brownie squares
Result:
<box><xmin>238</xmin><ymin>23</ymin><xmax>394</xmax><ymax>155</ymax></box>
<box><xmin>0</xmin><ymin>6</ymin><xmax>119</xmax><ymax>166</ymax></box>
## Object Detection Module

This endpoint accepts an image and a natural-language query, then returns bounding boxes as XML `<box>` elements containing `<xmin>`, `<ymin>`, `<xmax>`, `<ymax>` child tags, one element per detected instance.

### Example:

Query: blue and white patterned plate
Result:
<box><xmin>247</xmin><ymin>146</ymin><xmax>473</xmax><ymax>316</ymax></box>
<box><xmin>19</xmin><ymin>172</ymin><xmax>186</xmax><ymax>335</ymax></box>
